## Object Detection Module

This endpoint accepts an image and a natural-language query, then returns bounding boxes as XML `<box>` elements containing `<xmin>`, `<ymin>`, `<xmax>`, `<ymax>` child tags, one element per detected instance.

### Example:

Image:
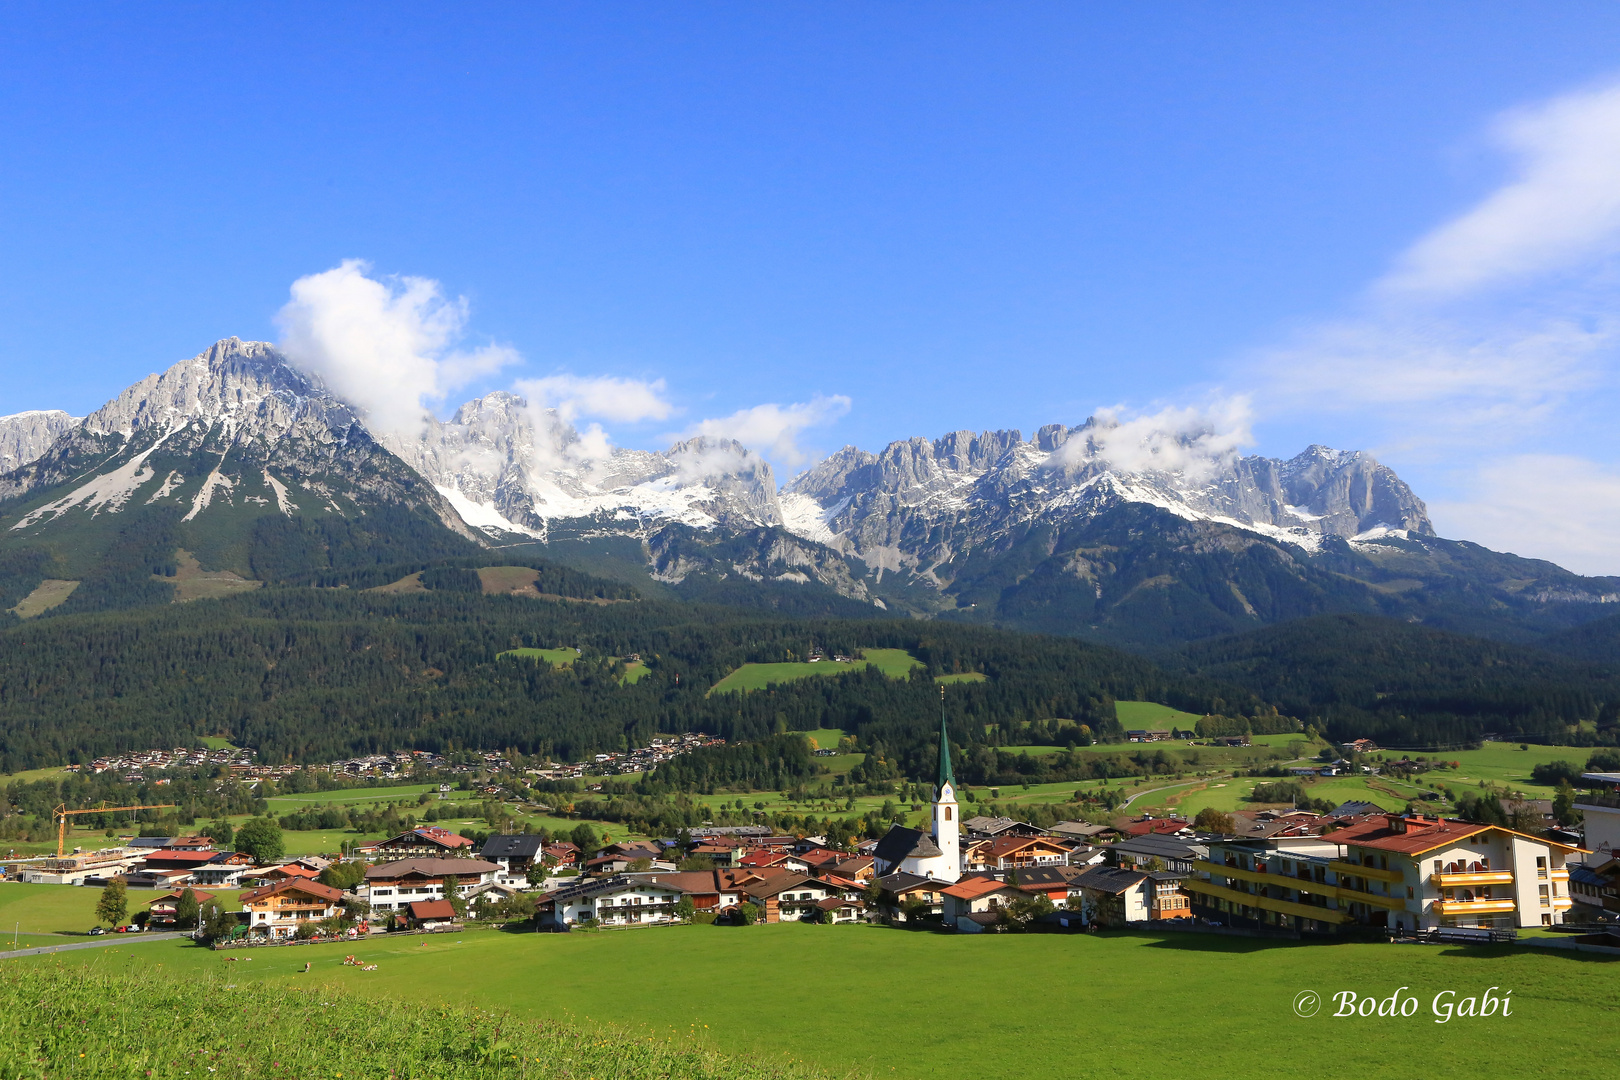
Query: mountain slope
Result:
<box><xmin>0</xmin><ymin>339</ymin><xmax>479</xmax><ymax>608</ymax></box>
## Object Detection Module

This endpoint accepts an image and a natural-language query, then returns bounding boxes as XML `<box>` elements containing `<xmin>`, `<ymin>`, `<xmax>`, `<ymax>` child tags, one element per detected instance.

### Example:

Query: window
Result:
<box><xmin>1407</xmin><ymin>887</ymin><xmax>1414</xmax><ymax>899</ymax></box>
<box><xmin>1434</xmin><ymin>859</ymin><xmax>1442</xmax><ymax>873</ymax></box>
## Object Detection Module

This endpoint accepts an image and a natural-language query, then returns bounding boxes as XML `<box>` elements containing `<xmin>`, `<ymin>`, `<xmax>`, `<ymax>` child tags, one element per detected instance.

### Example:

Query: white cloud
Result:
<box><xmin>1383</xmin><ymin>80</ymin><xmax>1620</xmax><ymax>297</ymax></box>
<box><xmin>276</xmin><ymin>260</ymin><xmax>518</xmax><ymax>438</ymax></box>
<box><xmin>512</xmin><ymin>374</ymin><xmax>672</xmax><ymax>424</ymax></box>
<box><xmin>687</xmin><ymin>394</ymin><xmax>852</xmax><ymax>469</ymax></box>
<box><xmin>1248</xmin><ymin>77</ymin><xmax>1620</xmax><ymax>464</ymax></box>
<box><xmin>1048</xmin><ymin>398</ymin><xmax>1254</xmax><ymax>481</ymax></box>
<box><xmin>1428</xmin><ymin>454</ymin><xmax>1620</xmax><ymax>577</ymax></box>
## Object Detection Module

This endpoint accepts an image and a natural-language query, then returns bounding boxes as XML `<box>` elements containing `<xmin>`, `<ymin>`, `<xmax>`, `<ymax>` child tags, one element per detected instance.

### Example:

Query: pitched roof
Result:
<box><xmin>873</xmin><ymin>826</ymin><xmax>942</xmax><ymax>866</ymax></box>
<box><xmin>1330</xmin><ymin>814</ymin><xmax>1581</xmax><ymax>855</ymax></box>
<box><xmin>942</xmin><ymin>877</ymin><xmax>1023</xmax><ymax>901</ymax></box>
<box><xmin>239</xmin><ymin>878</ymin><xmax>346</xmax><ymax>905</ymax></box>
<box><xmin>148</xmin><ymin>889</ymin><xmax>216</xmax><ymax>904</ymax></box>
<box><xmin>363</xmin><ymin>858</ymin><xmax>502</xmax><ymax>881</ymax></box>
<box><xmin>973</xmin><ymin>835</ymin><xmax>1066</xmax><ymax>858</ymax></box>
<box><xmin>408</xmin><ymin>899</ymin><xmax>457</xmax><ymax>920</ymax></box>
<box><xmin>875</xmin><ymin>871</ymin><xmax>946</xmax><ymax>894</ymax></box>
<box><xmin>963</xmin><ymin>815</ymin><xmax>1018</xmax><ymax>835</ymax></box>
<box><xmin>1072</xmin><ymin>866</ymin><xmax>1149</xmax><ymax>895</ymax></box>
<box><xmin>481</xmin><ymin>835</ymin><xmax>546</xmax><ymax>860</ymax></box>
<box><xmin>1110</xmin><ymin>834</ymin><xmax>1201</xmax><ymax>859</ymax></box>
<box><xmin>1009</xmin><ymin>865</ymin><xmax>1080</xmax><ymax>887</ymax></box>
<box><xmin>140</xmin><ymin>850</ymin><xmax>220</xmax><ymax>866</ymax></box>
<box><xmin>379</xmin><ymin>827</ymin><xmax>475</xmax><ymax>850</ymax></box>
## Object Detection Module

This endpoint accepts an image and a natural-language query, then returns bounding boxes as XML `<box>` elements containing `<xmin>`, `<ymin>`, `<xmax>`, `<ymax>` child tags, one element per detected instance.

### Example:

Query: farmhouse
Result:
<box><xmin>406</xmin><ymin>899</ymin><xmax>459</xmax><ymax>931</ymax></box>
<box><xmin>962</xmin><ymin>835</ymin><xmax>1073</xmax><ymax>873</ymax></box>
<box><xmin>146</xmin><ymin>888</ymin><xmax>213</xmax><ymax>928</ymax></box>
<box><xmin>480</xmin><ymin>835</ymin><xmax>546</xmax><ymax>884</ymax></box>
<box><xmin>240</xmin><ymin>879</ymin><xmax>346</xmax><ymax>938</ymax></box>
<box><xmin>373</xmin><ymin>826</ymin><xmax>478</xmax><ymax>860</ymax></box>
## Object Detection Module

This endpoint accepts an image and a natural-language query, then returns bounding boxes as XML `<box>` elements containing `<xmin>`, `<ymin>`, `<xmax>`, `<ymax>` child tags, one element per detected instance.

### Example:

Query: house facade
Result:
<box><xmin>539</xmin><ymin>875</ymin><xmax>687</xmax><ymax>928</ymax></box>
<box><xmin>372</xmin><ymin>827</ymin><xmax>478</xmax><ymax>861</ymax></box>
<box><xmin>361</xmin><ymin>858</ymin><xmax>501</xmax><ymax>912</ymax></box>
<box><xmin>1185</xmin><ymin>815</ymin><xmax>1580</xmax><ymax>934</ymax></box>
<box><xmin>239</xmin><ymin>879</ymin><xmax>346</xmax><ymax>938</ymax></box>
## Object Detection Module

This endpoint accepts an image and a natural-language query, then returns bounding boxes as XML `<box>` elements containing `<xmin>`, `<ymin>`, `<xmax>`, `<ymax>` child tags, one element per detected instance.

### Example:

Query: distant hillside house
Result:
<box><xmin>373</xmin><ymin>827</ymin><xmax>477</xmax><ymax>861</ymax></box>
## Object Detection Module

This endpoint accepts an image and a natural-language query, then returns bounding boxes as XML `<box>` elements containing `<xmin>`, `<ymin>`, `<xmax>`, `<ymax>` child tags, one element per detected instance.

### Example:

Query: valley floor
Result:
<box><xmin>9</xmin><ymin>908</ymin><xmax>1616</xmax><ymax>1080</ymax></box>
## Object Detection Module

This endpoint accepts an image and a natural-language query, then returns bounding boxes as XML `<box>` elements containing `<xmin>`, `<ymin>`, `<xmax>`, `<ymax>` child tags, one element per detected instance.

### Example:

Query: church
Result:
<box><xmin>871</xmin><ymin>712</ymin><xmax>960</xmax><ymax>883</ymax></box>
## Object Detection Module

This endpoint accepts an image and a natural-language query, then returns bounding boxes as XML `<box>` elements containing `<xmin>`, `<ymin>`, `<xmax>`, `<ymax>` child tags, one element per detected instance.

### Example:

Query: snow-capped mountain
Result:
<box><xmin>4</xmin><ymin>335</ymin><xmax>1612</xmax><ymax>646</ymax></box>
<box><xmin>1</xmin><ymin>338</ymin><xmax>473</xmax><ymax>561</ymax></box>
<box><xmin>782</xmin><ymin>420</ymin><xmax>1433</xmax><ymax>580</ymax></box>
<box><xmin>0</xmin><ymin>409</ymin><xmax>79</xmax><ymax>475</ymax></box>
<box><xmin>384</xmin><ymin>390</ymin><xmax>783</xmax><ymax>540</ymax></box>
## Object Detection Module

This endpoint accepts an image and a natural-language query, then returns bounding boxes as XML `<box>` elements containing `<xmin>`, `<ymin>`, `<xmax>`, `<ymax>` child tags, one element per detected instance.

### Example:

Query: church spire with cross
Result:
<box><xmin>930</xmin><ymin>684</ymin><xmax>960</xmax><ymax>881</ymax></box>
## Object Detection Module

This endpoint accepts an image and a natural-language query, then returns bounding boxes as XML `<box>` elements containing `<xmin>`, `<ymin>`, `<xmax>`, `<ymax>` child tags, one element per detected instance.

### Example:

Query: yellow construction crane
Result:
<box><xmin>53</xmin><ymin>802</ymin><xmax>176</xmax><ymax>857</ymax></box>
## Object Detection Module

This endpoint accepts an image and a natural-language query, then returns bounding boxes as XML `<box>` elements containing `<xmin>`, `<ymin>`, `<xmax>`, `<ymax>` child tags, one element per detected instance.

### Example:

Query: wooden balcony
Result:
<box><xmin>1433</xmin><ymin>871</ymin><xmax>1513</xmax><ymax>887</ymax></box>
<box><xmin>1329</xmin><ymin>860</ymin><xmax>1403</xmax><ymax>884</ymax></box>
<box><xmin>1432</xmin><ymin>898</ymin><xmax>1515</xmax><ymax>916</ymax></box>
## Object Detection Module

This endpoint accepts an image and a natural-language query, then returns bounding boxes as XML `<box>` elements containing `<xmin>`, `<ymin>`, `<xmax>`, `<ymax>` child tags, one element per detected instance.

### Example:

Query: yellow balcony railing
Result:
<box><xmin>1332</xmin><ymin>887</ymin><xmax>1410</xmax><ymax>911</ymax></box>
<box><xmin>1551</xmin><ymin>869</ymin><xmax>1570</xmax><ymax>882</ymax></box>
<box><xmin>1433</xmin><ymin>871</ymin><xmax>1513</xmax><ymax>887</ymax></box>
<box><xmin>1432</xmin><ymin>898</ymin><xmax>1516</xmax><ymax>915</ymax></box>
<box><xmin>1329</xmin><ymin>860</ymin><xmax>1403</xmax><ymax>884</ymax></box>
<box><xmin>1192</xmin><ymin>860</ymin><xmax>1319</xmax><ymax>888</ymax></box>
<box><xmin>1183</xmin><ymin>878</ymin><xmax>1352</xmax><ymax>923</ymax></box>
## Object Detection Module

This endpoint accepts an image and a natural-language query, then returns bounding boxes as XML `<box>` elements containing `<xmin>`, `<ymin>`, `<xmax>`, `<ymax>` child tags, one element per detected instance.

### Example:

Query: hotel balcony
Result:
<box><xmin>1432</xmin><ymin>898</ymin><xmax>1516</xmax><ymax>916</ymax></box>
<box><xmin>1328</xmin><ymin>860</ymin><xmax>1403</xmax><ymax>884</ymax></box>
<box><xmin>1183</xmin><ymin>878</ymin><xmax>1352</xmax><ymax>924</ymax></box>
<box><xmin>1433</xmin><ymin>871</ymin><xmax>1513</xmax><ymax>888</ymax></box>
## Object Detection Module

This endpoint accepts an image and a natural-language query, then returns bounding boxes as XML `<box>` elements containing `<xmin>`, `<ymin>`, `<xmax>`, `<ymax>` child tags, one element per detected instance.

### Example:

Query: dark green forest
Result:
<box><xmin>0</xmin><ymin>583</ymin><xmax>1266</xmax><ymax>774</ymax></box>
<box><xmin>1176</xmin><ymin>612</ymin><xmax>1620</xmax><ymax>748</ymax></box>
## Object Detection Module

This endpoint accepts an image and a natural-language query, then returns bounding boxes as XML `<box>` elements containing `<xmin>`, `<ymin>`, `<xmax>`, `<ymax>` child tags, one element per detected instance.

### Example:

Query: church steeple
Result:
<box><xmin>930</xmin><ymin>685</ymin><xmax>961</xmax><ymax>881</ymax></box>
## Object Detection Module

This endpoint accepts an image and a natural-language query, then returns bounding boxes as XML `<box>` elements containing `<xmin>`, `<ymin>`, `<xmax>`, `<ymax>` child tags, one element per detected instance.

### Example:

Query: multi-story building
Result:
<box><xmin>1186</xmin><ymin>814</ymin><xmax>1580</xmax><ymax>935</ymax></box>
<box><xmin>239</xmin><ymin>879</ymin><xmax>346</xmax><ymax>938</ymax></box>
<box><xmin>361</xmin><ymin>857</ymin><xmax>502</xmax><ymax>912</ymax></box>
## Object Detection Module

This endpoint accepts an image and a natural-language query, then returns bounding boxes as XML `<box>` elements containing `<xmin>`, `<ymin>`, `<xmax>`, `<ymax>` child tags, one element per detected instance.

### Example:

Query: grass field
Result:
<box><xmin>709</xmin><ymin>649</ymin><xmax>921</xmax><ymax>695</ymax></box>
<box><xmin>935</xmin><ymin>672</ymin><xmax>987</xmax><ymax>684</ymax></box>
<box><xmin>0</xmin><ymin>883</ymin><xmax>246</xmax><ymax>936</ymax></box>
<box><xmin>20</xmin><ymin>920</ymin><xmax>1617</xmax><ymax>1080</ymax></box>
<box><xmin>1115</xmin><ymin>700</ymin><xmax>1204</xmax><ymax>727</ymax></box>
<box><xmin>497</xmin><ymin>646</ymin><xmax>581</xmax><ymax>666</ymax></box>
<box><xmin>8</xmin><ymin>578</ymin><xmax>79</xmax><ymax>618</ymax></box>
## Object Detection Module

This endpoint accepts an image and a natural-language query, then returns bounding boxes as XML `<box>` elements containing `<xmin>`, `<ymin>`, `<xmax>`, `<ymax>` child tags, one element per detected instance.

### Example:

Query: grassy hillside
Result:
<box><xmin>21</xmin><ymin>923</ymin><xmax>1617</xmax><ymax>1080</ymax></box>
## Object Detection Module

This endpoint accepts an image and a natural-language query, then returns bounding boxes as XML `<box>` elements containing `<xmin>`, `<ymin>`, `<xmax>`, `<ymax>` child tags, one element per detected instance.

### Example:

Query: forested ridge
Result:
<box><xmin>1176</xmin><ymin>613</ymin><xmax>1620</xmax><ymax>748</ymax></box>
<box><xmin>0</xmin><ymin>586</ymin><xmax>1261</xmax><ymax>774</ymax></box>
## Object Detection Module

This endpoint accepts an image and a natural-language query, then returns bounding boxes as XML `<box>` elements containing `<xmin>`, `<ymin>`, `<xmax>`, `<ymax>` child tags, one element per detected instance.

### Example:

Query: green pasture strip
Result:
<box><xmin>709</xmin><ymin>649</ymin><xmax>921</xmax><ymax>695</ymax></box>
<box><xmin>935</xmin><ymin>672</ymin><xmax>987</xmax><ymax>684</ymax></box>
<box><xmin>496</xmin><ymin>646</ymin><xmax>581</xmax><ymax>666</ymax></box>
<box><xmin>27</xmin><ymin>922</ymin><xmax>1618</xmax><ymax>1080</ymax></box>
<box><xmin>1114</xmin><ymin>700</ymin><xmax>1204</xmax><ymax>726</ymax></box>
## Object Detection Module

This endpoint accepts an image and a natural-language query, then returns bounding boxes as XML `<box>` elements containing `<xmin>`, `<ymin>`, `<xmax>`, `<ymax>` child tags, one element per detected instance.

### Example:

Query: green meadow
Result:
<box><xmin>709</xmin><ymin>649</ymin><xmax>921</xmax><ymax>694</ymax></box>
<box><xmin>496</xmin><ymin>646</ymin><xmax>581</xmax><ymax>666</ymax></box>
<box><xmin>18</xmin><ymin>920</ymin><xmax>1617</xmax><ymax>1080</ymax></box>
<box><xmin>1114</xmin><ymin>700</ymin><xmax>1204</xmax><ymax>727</ymax></box>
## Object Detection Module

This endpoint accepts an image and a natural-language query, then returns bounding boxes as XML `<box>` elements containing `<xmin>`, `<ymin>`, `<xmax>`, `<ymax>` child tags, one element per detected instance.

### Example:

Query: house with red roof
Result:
<box><xmin>373</xmin><ymin>827</ymin><xmax>477</xmax><ymax>861</ymax></box>
<box><xmin>146</xmin><ymin>888</ymin><xmax>214</xmax><ymax>928</ymax></box>
<box><xmin>239</xmin><ymin>879</ymin><xmax>346</xmax><ymax>938</ymax></box>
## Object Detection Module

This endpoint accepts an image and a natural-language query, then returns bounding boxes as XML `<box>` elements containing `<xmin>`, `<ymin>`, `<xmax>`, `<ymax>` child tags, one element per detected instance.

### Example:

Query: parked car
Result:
<box><xmin>87</xmin><ymin>926</ymin><xmax>105</xmax><ymax>936</ymax></box>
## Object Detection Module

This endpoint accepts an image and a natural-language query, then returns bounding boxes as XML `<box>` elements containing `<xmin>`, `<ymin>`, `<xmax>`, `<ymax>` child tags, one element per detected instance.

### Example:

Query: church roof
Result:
<box><xmin>873</xmin><ymin>826</ymin><xmax>942</xmax><ymax>867</ymax></box>
<box><xmin>937</xmin><ymin>699</ymin><xmax>955</xmax><ymax>789</ymax></box>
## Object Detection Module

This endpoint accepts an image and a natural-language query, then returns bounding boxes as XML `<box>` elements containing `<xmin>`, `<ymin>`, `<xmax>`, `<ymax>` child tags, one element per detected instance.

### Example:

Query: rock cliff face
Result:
<box><xmin>387</xmin><ymin>391</ymin><xmax>783</xmax><ymax>539</ymax></box>
<box><xmin>1</xmin><ymin>338</ymin><xmax>472</xmax><ymax>547</ymax></box>
<box><xmin>781</xmin><ymin>420</ymin><xmax>1433</xmax><ymax>584</ymax></box>
<box><xmin>0</xmin><ymin>410</ymin><xmax>79</xmax><ymax>475</ymax></box>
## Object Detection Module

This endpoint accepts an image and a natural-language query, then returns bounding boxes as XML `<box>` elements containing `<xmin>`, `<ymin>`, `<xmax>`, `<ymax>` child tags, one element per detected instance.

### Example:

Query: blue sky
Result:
<box><xmin>3</xmin><ymin>6</ymin><xmax>1620</xmax><ymax>571</ymax></box>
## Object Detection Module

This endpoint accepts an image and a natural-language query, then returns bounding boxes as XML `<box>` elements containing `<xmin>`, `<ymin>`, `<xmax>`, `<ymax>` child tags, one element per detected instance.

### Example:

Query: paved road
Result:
<box><xmin>0</xmin><ymin>932</ymin><xmax>186</xmax><ymax>960</ymax></box>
